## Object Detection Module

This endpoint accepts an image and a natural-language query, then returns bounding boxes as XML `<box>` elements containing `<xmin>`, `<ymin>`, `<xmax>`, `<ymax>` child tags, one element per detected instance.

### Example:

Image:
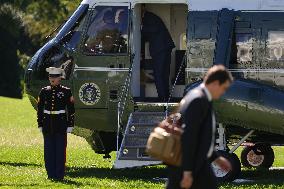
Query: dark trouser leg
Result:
<box><xmin>166</xmin><ymin>165</ymin><xmax>182</xmax><ymax>189</ymax></box>
<box><xmin>152</xmin><ymin>49</ymin><xmax>172</xmax><ymax>101</ymax></box>
<box><xmin>43</xmin><ymin>134</ymin><xmax>56</xmax><ymax>179</ymax></box>
<box><xmin>191</xmin><ymin>161</ymin><xmax>218</xmax><ymax>189</ymax></box>
<box><xmin>166</xmin><ymin>162</ymin><xmax>217</xmax><ymax>189</ymax></box>
<box><xmin>55</xmin><ymin>133</ymin><xmax>67</xmax><ymax>180</ymax></box>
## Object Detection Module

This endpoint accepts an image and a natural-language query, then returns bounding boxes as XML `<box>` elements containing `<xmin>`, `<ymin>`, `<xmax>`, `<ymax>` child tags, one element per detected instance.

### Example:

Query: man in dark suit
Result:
<box><xmin>166</xmin><ymin>65</ymin><xmax>233</xmax><ymax>189</ymax></box>
<box><xmin>141</xmin><ymin>5</ymin><xmax>175</xmax><ymax>101</ymax></box>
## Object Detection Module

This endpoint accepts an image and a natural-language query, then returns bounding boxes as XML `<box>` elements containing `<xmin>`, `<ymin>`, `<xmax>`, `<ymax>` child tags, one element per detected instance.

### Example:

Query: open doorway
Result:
<box><xmin>131</xmin><ymin>3</ymin><xmax>188</xmax><ymax>102</ymax></box>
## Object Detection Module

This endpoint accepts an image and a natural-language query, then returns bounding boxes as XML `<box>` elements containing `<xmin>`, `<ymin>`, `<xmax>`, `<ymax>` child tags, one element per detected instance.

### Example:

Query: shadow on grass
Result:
<box><xmin>66</xmin><ymin>166</ymin><xmax>167</xmax><ymax>182</ymax></box>
<box><xmin>0</xmin><ymin>161</ymin><xmax>41</xmax><ymax>167</ymax></box>
<box><xmin>222</xmin><ymin>169</ymin><xmax>284</xmax><ymax>187</ymax></box>
<box><xmin>50</xmin><ymin>178</ymin><xmax>81</xmax><ymax>185</ymax></box>
<box><xmin>0</xmin><ymin>178</ymin><xmax>81</xmax><ymax>187</ymax></box>
<box><xmin>67</xmin><ymin>166</ymin><xmax>284</xmax><ymax>186</ymax></box>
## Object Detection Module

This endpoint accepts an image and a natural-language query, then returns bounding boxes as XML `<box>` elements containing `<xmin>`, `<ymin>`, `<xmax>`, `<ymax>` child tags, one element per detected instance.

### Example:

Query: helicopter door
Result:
<box><xmin>214</xmin><ymin>9</ymin><xmax>235</xmax><ymax>67</ymax></box>
<box><xmin>73</xmin><ymin>3</ymin><xmax>131</xmax><ymax>110</ymax></box>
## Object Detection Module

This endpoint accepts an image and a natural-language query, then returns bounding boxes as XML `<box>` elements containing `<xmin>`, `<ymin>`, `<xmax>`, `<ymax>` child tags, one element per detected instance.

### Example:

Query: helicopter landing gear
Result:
<box><xmin>241</xmin><ymin>143</ymin><xmax>274</xmax><ymax>169</ymax></box>
<box><xmin>212</xmin><ymin>124</ymin><xmax>255</xmax><ymax>182</ymax></box>
<box><xmin>87</xmin><ymin>131</ymin><xmax>117</xmax><ymax>159</ymax></box>
<box><xmin>212</xmin><ymin>151</ymin><xmax>241</xmax><ymax>182</ymax></box>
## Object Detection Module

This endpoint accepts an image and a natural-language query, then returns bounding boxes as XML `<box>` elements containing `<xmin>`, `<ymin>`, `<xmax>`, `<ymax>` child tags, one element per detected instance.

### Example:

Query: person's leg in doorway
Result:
<box><xmin>152</xmin><ymin>49</ymin><xmax>172</xmax><ymax>101</ymax></box>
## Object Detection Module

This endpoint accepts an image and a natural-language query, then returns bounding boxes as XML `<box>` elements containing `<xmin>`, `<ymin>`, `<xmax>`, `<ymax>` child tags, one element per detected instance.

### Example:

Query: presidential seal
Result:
<box><xmin>79</xmin><ymin>83</ymin><xmax>101</xmax><ymax>105</ymax></box>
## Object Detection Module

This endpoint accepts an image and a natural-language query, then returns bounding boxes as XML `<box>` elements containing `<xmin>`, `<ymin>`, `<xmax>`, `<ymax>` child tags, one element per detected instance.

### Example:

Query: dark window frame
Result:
<box><xmin>81</xmin><ymin>5</ymin><xmax>130</xmax><ymax>57</ymax></box>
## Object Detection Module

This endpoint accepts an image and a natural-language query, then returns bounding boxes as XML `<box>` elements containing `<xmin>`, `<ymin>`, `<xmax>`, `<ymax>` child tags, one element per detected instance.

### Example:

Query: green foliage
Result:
<box><xmin>23</xmin><ymin>0</ymin><xmax>81</xmax><ymax>46</ymax></box>
<box><xmin>0</xmin><ymin>1</ymin><xmax>81</xmax><ymax>98</ymax></box>
<box><xmin>0</xmin><ymin>3</ymin><xmax>24</xmax><ymax>38</ymax></box>
<box><xmin>0</xmin><ymin>4</ymin><xmax>27</xmax><ymax>98</ymax></box>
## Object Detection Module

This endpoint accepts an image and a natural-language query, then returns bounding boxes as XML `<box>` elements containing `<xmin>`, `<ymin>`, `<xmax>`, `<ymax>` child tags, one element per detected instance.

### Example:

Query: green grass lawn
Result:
<box><xmin>0</xmin><ymin>96</ymin><xmax>284</xmax><ymax>188</ymax></box>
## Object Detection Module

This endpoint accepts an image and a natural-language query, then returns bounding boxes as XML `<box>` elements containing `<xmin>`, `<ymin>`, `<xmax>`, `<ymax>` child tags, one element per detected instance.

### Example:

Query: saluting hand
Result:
<box><xmin>180</xmin><ymin>171</ymin><xmax>193</xmax><ymax>189</ymax></box>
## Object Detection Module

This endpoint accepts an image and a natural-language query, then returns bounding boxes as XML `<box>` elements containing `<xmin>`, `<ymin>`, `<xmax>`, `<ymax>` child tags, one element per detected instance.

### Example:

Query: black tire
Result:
<box><xmin>241</xmin><ymin>143</ymin><xmax>274</xmax><ymax>169</ymax></box>
<box><xmin>212</xmin><ymin>151</ymin><xmax>241</xmax><ymax>182</ymax></box>
<box><xmin>241</xmin><ymin>146</ymin><xmax>254</xmax><ymax>168</ymax></box>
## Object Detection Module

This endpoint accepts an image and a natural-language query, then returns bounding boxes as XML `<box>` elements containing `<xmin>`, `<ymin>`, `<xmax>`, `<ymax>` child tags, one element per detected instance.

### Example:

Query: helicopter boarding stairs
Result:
<box><xmin>113</xmin><ymin>55</ymin><xmax>186</xmax><ymax>169</ymax></box>
<box><xmin>114</xmin><ymin>110</ymin><xmax>166</xmax><ymax>168</ymax></box>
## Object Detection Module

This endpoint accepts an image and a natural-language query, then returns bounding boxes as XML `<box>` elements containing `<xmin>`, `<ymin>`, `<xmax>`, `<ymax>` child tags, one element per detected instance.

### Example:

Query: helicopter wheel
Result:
<box><xmin>212</xmin><ymin>151</ymin><xmax>241</xmax><ymax>182</ymax></box>
<box><xmin>241</xmin><ymin>143</ymin><xmax>274</xmax><ymax>169</ymax></box>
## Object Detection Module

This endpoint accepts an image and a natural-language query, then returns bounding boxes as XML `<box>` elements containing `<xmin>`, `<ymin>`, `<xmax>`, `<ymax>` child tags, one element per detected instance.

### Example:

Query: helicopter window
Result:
<box><xmin>267</xmin><ymin>31</ymin><xmax>284</xmax><ymax>61</ymax></box>
<box><xmin>236</xmin><ymin>33</ymin><xmax>253</xmax><ymax>64</ymax></box>
<box><xmin>55</xmin><ymin>4</ymin><xmax>89</xmax><ymax>44</ymax></box>
<box><xmin>83</xmin><ymin>6</ymin><xmax>129</xmax><ymax>55</ymax></box>
<box><xmin>34</xmin><ymin>45</ymin><xmax>74</xmax><ymax>80</ymax></box>
<box><xmin>194</xmin><ymin>20</ymin><xmax>212</xmax><ymax>39</ymax></box>
<box><xmin>59</xmin><ymin>5</ymin><xmax>89</xmax><ymax>51</ymax></box>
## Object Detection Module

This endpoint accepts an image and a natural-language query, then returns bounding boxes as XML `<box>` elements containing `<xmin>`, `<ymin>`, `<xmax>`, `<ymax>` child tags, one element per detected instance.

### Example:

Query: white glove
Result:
<box><xmin>66</xmin><ymin>127</ymin><xmax>73</xmax><ymax>133</ymax></box>
<box><xmin>39</xmin><ymin>127</ymin><xmax>42</xmax><ymax>132</ymax></box>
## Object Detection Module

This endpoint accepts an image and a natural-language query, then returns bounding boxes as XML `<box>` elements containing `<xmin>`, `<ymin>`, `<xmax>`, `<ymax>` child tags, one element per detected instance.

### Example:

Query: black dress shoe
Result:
<box><xmin>53</xmin><ymin>178</ymin><xmax>64</xmax><ymax>182</ymax></box>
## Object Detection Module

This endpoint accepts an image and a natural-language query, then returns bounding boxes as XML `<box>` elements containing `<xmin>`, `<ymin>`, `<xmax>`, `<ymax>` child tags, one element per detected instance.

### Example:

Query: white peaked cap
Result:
<box><xmin>46</xmin><ymin>67</ymin><xmax>64</xmax><ymax>75</ymax></box>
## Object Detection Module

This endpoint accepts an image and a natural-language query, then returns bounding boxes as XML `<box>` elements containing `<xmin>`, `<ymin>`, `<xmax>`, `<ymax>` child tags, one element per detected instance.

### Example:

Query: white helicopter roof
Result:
<box><xmin>81</xmin><ymin>0</ymin><xmax>284</xmax><ymax>11</ymax></box>
<box><xmin>81</xmin><ymin>0</ymin><xmax>188</xmax><ymax>8</ymax></box>
<box><xmin>189</xmin><ymin>0</ymin><xmax>284</xmax><ymax>11</ymax></box>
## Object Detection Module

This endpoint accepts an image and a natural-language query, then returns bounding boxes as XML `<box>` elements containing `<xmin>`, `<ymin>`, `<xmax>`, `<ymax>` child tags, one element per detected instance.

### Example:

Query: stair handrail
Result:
<box><xmin>166</xmin><ymin>54</ymin><xmax>186</xmax><ymax>117</ymax></box>
<box><xmin>116</xmin><ymin>54</ymin><xmax>134</xmax><ymax>154</ymax></box>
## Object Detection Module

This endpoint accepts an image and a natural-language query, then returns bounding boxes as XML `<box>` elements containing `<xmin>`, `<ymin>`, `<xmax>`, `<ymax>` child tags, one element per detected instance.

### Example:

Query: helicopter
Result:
<box><xmin>24</xmin><ymin>0</ymin><xmax>284</xmax><ymax>181</ymax></box>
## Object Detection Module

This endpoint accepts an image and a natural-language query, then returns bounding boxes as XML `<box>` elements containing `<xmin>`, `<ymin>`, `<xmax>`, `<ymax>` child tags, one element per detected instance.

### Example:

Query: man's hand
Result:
<box><xmin>66</xmin><ymin>127</ymin><xmax>73</xmax><ymax>133</ymax></box>
<box><xmin>180</xmin><ymin>171</ymin><xmax>193</xmax><ymax>189</ymax></box>
<box><xmin>213</xmin><ymin>156</ymin><xmax>232</xmax><ymax>172</ymax></box>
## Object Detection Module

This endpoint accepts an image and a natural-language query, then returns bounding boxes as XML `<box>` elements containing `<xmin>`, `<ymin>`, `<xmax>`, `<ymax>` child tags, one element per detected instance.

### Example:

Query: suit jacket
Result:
<box><xmin>178</xmin><ymin>85</ymin><xmax>219</xmax><ymax>174</ymax></box>
<box><xmin>141</xmin><ymin>11</ymin><xmax>175</xmax><ymax>56</ymax></box>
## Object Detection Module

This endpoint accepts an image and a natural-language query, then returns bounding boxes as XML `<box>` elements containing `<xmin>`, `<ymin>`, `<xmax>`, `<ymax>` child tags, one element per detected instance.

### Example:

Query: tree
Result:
<box><xmin>24</xmin><ymin>0</ymin><xmax>81</xmax><ymax>46</ymax></box>
<box><xmin>0</xmin><ymin>1</ymin><xmax>81</xmax><ymax>98</ymax></box>
<box><xmin>0</xmin><ymin>4</ymin><xmax>27</xmax><ymax>98</ymax></box>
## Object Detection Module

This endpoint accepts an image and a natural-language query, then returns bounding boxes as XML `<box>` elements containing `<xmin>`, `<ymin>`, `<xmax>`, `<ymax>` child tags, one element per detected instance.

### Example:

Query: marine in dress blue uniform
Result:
<box><xmin>37</xmin><ymin>67</ymin><xmax>75</xmax><ymax>180</ymax></box>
